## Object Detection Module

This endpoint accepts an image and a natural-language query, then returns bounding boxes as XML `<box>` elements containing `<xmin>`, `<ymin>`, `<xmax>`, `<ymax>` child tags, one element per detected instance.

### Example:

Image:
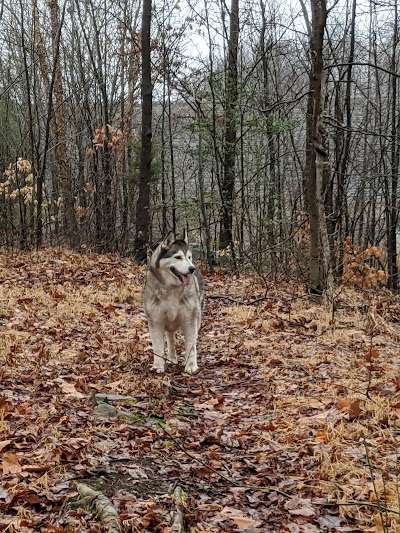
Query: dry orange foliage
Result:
<box><xmin>343</xmin><ymin>237</ymin><xmax>387</xmax><ymax>288</ymax></box>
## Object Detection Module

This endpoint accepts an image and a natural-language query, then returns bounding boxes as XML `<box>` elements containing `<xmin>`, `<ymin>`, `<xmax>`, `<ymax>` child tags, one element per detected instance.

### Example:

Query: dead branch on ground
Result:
<box><xmin>172</xmin><ymin>485</ymin><xmax>186</xmax><ymax>532</ymax></box>
<box><xmin>69</xmin><ymin>482</ymin><xmax>120</xmax><ymax>533</ymax></box>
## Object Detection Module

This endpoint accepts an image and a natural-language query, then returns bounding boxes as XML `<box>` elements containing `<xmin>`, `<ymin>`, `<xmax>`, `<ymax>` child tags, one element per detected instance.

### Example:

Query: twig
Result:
<box><xmin>313</xmin><ymin>499</ymin><xmax>400</xmax><ymax>514</ymax></box>
<box><xmin>207</xmin><ymin>294</ymin><xmax>278</xmax><ymax>305</ymax></box>
<box><xmin>366</xmin><ymin>337</ymin><xmax>374</xmax><ymax>401</ymax></box>
<box><xmin>172</xmin><ymin>486</ymin><xmax>186</xmax><ymax>532</ymax></box>
<box><xmin>361</xmin><ymin>432</ymin><xmax>389</xmax><ymax>531</ymax></box>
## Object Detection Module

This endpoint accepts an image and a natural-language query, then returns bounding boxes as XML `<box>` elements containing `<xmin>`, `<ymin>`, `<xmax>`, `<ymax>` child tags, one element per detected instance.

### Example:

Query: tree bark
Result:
<box><xmin>220</xmin><ymin>0</ymin><xmax>239</xmax><ymax>268</ymax></box>
<box><xmin>387</xmin><ymin>0</ymin><xmax>399</xmax><ymax>291</ymax></box>
<box><xmin>304</xmin><ymin>0</ymin><xmax>331</xmax><ymax>294</ymax></box>
<box><xmin>134</xmin><ymin>0</ymin><xmax>152</xmax><ymax>262</ymax></box>
<box><xmin>335</xmin><ymin>0</ymin><xmax>357</xmax><ymax>279</ymax></box>
<box><xmin>48</xmin><ymin>0</ymin><xmax>78</xmax><ymax>247</ymax></box>
<box><xmin>260</xmin><ymin>0</ymin><xmax>279</xmax><ymax>259</ymax></box>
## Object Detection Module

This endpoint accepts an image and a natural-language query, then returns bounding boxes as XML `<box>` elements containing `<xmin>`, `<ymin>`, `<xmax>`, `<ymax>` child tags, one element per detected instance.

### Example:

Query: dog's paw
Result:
<box><xmin>167</xmin><ymin>352</ymin><xmax>178</xmax><ymax>363</ymax></box>
<box><xmin>151</xmin><ymin>365</ymin><xmax>165</xmax><ymax>373</ymax></box>
<box><xmin>184</xmin><ymin>361</ymin><xmax>198</xmax><ymax>374</ymax></box>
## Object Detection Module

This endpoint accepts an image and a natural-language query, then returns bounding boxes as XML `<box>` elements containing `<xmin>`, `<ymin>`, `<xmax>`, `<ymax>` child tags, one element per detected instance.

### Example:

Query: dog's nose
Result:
<box><xmin>189</xmin><ymin>266</ymin><xmax>195</xmax><ymax>274</ymax></box>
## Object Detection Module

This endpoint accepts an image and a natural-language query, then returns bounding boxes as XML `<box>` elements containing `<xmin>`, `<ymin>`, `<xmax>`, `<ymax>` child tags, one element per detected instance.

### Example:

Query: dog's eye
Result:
<box><xmin>174</xmin><ymin>255</ymin><xmax>183</xmax><ymax>260</ymax></box>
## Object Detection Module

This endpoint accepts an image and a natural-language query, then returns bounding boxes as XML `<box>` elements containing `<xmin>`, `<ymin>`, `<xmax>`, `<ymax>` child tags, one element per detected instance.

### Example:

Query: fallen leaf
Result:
<box><xmin>337</xmin><ymin>398</ymin><xmax>352</xmax><ymax>410</ymax></box>
<box><xmin>285</xmin><ymin>497</ymin><xmax>315</xmax><ymax>517</ymax></box>
<box><xmin>269</xmin><ymin>358</ymin><xmax>283</xmax><ymax>366</ymax></box>
<box><xmin>318</xmin><ymin>515</ymin><xmax>341</xmax><ymax>528</ymax></box>
<box><xmin>215</xmin><ymin>507</ymin><xmax>262</xmax><ymax>530</ymax></box>
<box><xmin>308</xmin><ymin>399</ymin><xmax>324</xmax><ymax>409</ymax></box>
<box><xmin>0</xmin><ymin>440</ymin><xmax>12</xmax><ymax>452</ymax></box>
<box><xmin>0</xmin><ymin>397</ymin><xmax>13</xmax><ymax>413</ymax></box>
<box><xmin>349</xmin><ymin>399</ymin><xmax>362</xmax><ymax>420</ymax></box>
<box><xmin>194</xmin><ymin>398</ymin><xmax>221</xmax><ymax>409</ymax></box>
<box><xmin>289</xmin><ymin>506</ymin><xmax>315</xmax><ymax>516</ymax></box>
<box><xmin>22</xmin><ymin>464</ymin><xmax>52</xmax><ymax>472</ymax></box>
<box><xmin>337</xmin><ymin>398</ymin><xmax>363</xmax><ymax>419</ymax></box>
<box><xmin>57</xmin><ymin>380</ymin><xmax>85</xmax><ymax>398</ymax></box>
<box><xmin>2</xmin><ymin>452</ymin><xmax>22</xmax><ymax>474</ymax></box>
<box><xmin>12</xmin><ymin>489</ymin><xmax>41</xmax><ymax>505</ymax></box>
<box><xmin>51</xmin><ymin>291</ymin><xmax>66</xmax><ymax>299</ymax></box>
<box><xmin>315</xmin><ymin>431</ymin><xmax>330</xmax><ymax>442</ymax></box>
<box><xmin>308</xmin><ymin>320</ymin><xmax>318</xmax><ymax>330</ymax></box>
<box><xmin>233</xmin><ymin>515</ymin><xmax>262</xmax><ymax>529</ymax></box>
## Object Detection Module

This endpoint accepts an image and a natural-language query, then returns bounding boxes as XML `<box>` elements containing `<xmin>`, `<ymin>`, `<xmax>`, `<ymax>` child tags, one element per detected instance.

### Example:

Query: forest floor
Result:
<box><xmin>1</xmin><ymin>249</ymin><xmax>400</xmax><ymax>532</ymax></box>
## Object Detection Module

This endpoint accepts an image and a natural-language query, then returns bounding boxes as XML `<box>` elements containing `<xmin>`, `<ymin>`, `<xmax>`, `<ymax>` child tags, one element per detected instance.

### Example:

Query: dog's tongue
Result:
<box><xmin>182</xmin><ymin>274</ymin><xmax>190</xmax><ymax>286</ymax></box>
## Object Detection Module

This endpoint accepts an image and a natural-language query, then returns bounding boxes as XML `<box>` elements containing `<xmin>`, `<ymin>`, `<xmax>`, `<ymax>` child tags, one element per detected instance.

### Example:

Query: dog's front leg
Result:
<box><xmin>182</xmin><ymin>323</ymin><xmax>198</xmax><ymax>374</ymax></box>
<box><xmin>166</xmin><ymin>331</ymin><xmax>177</xmax><ymax>363</ymax></box>
<box><xmin>148</xmin><ymin>324</ymin><xmax>165</xmax><ymax>373</ymax></box>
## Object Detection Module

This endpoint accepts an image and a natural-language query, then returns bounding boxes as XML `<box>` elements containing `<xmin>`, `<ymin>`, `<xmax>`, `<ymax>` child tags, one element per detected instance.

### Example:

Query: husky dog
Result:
<box><xmin>143</xmin><ymin>230</ymin><xmax>205</xmax><ymax>374</ymax></box>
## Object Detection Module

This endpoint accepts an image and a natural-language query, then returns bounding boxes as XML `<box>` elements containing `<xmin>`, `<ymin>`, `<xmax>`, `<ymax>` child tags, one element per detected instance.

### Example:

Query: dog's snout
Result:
<box><xmin>189</xmin><ymin>266</ymin><xmax>195</xmax><ymax>274</ymax></box>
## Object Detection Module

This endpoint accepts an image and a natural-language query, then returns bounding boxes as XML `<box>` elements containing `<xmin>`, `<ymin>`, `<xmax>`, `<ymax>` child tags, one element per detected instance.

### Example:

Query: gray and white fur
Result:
<box><xmin>142</xmin><ymin>230</ymin><xmax>204</xmax><ymax>373</ymax></box>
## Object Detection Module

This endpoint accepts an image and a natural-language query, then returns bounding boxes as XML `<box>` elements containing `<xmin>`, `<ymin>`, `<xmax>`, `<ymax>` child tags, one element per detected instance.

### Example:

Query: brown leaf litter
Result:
<box><xmin>0</xmin><ymin>249</ymin><xmax>400</xmax><ymax>531</ymax></box>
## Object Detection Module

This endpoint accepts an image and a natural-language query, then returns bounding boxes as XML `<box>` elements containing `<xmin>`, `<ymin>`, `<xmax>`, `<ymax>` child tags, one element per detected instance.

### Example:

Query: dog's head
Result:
<box><xmin>151</xmin><ymin>230</ymin><xmax>196</xmax><ymax>286</ymax></box>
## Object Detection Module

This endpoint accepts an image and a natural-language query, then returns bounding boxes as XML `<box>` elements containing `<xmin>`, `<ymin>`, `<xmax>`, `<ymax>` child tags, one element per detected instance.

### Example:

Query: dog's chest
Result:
<box><xmin>158</xmin><ymin>297</ymin><xmax>183</xmax><ymax>326</ymax></box>
<box><xmin>149</xmin><ymin>291</ymin><xmax>194</xmax><ymax>331</ymax></box>
<box><xmin>161</xmin><ymin>302</ymin><xmax>177</xmax><ymax>323</ymax></box>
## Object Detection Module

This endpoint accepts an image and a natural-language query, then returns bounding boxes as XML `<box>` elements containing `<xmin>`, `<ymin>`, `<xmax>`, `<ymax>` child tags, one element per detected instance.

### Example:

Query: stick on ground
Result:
<box><xmin>172</xmin><ymin>485</ymin><xmax>186</xmax><ymax>532</ymax></box>
<box><xmin>69</xmin><ymin>482</ymin><xmax>120</xmax><ymax>533</ymax></box>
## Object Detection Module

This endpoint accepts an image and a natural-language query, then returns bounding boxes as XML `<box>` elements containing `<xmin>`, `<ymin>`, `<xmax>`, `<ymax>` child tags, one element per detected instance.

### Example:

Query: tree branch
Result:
<box><xmin>325</xmin><ymin>61</ymin><xmax>400</xmax><ymax>78</ymax></box>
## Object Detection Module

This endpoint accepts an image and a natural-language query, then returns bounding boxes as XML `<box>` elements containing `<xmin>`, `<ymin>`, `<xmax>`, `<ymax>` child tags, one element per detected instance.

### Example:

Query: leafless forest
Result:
<box><xmin>0</xmin><ymin>0</ymin><xmax>398</xmax><ymax>292</ymax></box>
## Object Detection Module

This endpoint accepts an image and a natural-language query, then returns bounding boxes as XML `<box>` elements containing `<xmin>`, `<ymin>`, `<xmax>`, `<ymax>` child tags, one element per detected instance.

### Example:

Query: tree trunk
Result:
<box><xmin>304</xmin><ymin>0</ymin><xmax>331</xmax><ymax>294</ymax></box>
<box><xmin>123</xmin><ymin>28</ymin><xmax>141</xmax><ymax>246</ymax></box>
<box><xmin>336</xmin><ymin>0</ymin><xmax>356</xmax><ymax>279</ymax></box>
<box><xmin>74</xmin><ymin>0</ymin><xmax>116</xmax><ymax>251</ymax></box>
<box><xmin>220</xmin><ymin>0</ymin><xmax>239</xmax><ymax>267</ymax></box>
<box><xmin>167</xmin><ymin>72</ymin><xmax>177</xmax><ymax>234</ymax></box>
<box><xmin>196</xmin><ymin>103</ymin><xmax>213</xmax><ymax>273</ymax></box>
<box><xmin>260</xmin><ymin>0</ymin><xmax>279</xmax><ymax>260</ymax></box>
<box><xmin>387</xmin><ymin>0</ymin><xmax>399</xmax><ymax>291</ymax></box>
<box><xmin>134</xmin><ymin>0</ymin><xmax>152</xmax><ymax>262</ymax></box>
<box><xmin>48</xmin><ymin>0</ymin><xmax>78</xmax><ymax>247</ymax></box>
<box><xmin>161</xmin><ymin>67</ymin><xmax>167</xmax><ymax>235</ymax></box>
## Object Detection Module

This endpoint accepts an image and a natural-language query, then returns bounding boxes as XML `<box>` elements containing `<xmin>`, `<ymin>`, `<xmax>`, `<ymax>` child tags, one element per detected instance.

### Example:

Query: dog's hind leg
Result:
<box><xmin>182</xmin><ymin>324</ymin><xmax>198</xmax><ymax>374</ymax></box>
<box><xmin>148</xmin><ymin>324</ymin><xmax>165</xmax><ymax>373</ymax></box>
<box><xmin>166</xmin><ymin>332</ymin><xmax>177</xmax><ymax>363</ymax></box>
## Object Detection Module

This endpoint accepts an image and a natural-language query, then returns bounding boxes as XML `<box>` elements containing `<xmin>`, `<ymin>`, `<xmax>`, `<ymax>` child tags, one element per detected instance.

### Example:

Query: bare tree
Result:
<box><xmin>220</xmin><ymin>0</ymin><xmax>239</xmax><ymax>269</ymax></box>
<box><xmin>304</xmin><ymin>0</ymin><xmax>331</xmax><ymax>294</ymax></box>
<box><xmin>134</xmin><ymin>0</ymin><xmax>152</xmax><ymax>262</ymax></box>
<box><xmin>48</xmin><ymin>0</ymin><xmax>78</xmax><ymax>247</ymax></box>
<box><xmin>387</xmin><ymin>0</ymin><xmax>399</xmax><ymax>290</ymax></box>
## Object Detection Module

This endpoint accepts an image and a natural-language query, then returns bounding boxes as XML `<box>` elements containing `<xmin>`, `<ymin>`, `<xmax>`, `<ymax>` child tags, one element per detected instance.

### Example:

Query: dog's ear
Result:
<box><xmin>162</xmin><ymin>231</ymin><xmax>175</xmax><ymax>248</ymax></box>
<box><xmin>182</xmin><ymin>228</ymin><xmax>189</xmax><ymax>245</ymax></box>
